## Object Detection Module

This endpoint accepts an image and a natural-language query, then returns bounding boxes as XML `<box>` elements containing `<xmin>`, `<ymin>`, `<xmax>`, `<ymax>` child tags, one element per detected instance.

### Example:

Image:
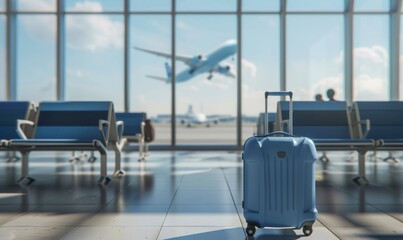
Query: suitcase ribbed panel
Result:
<box><xmin>267</xmin><ymin>141</ymin><xmax>296</xmax><ymax>214</ymax></box>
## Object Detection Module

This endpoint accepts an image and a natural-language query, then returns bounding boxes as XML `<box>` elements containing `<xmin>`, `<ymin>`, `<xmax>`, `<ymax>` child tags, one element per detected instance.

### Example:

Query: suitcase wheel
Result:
<box><xmin>246</xmin><ymin>224</ymin><xmax>256</xmax><ymax>237</ymax></box>
<box><xmin>303</xmin><ymin>226</ymin><xmax>313</xmax><ymax>236</ymax></box>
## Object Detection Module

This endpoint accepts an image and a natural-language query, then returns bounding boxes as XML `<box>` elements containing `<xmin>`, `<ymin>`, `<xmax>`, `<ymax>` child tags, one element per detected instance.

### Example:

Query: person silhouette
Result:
<box><xmin>326</xmin><ymin>88</ymin><xmax>336</xmax><ymax>101</ymax></box>
<box><xmin>315</xmin><ymin>93</ymin><xmax>324</xmax><ymax>101</ymax></box>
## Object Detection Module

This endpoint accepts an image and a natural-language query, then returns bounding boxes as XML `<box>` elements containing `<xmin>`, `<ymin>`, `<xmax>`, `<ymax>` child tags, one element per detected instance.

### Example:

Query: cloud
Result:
<box><xmin>66</xmin><ymin>2</ymin><xmax>124</xmax><ymax>51</ymax></box>
<box><xmin>18</xmin><ymin>0</ymin><xmax>55</xmax><ymax>11</ymax></box>
<box><xmin>354</xmin><ymin>46</ymin><xmax>387</xmax><ymax>66</ymax></box>
<box><xmin>354</xmin><ymin>74</ymin><xmax>388</xmax><ymax>100</ymax></box>
<box><xmin>242</xmin><ymin>59</ymin><xmax>257</xmax><ymax>78</ymax></box>
<box><xmin>19</xmin><ymin>0</ymin><xmax>123</xmax><ymax>51</ymax></box>
<box><xmin>72</xmin><ymin>1</ymin><xmax>103</xmax><ymax>12</ymax></box>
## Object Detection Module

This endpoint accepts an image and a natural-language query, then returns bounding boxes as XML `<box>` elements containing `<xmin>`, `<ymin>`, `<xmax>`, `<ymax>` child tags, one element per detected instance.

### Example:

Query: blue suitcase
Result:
<box><xmin>242</xmin><ymin>91</ymin><xmax>318</xmax><ymax>237</ymax></box>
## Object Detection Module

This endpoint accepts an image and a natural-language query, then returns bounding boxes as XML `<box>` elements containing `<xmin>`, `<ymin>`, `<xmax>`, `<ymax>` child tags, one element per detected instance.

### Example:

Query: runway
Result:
<box><xmin>150</xmin><ymin>123</ymin><xmax>257</xmax><ymax>145</ymax></box>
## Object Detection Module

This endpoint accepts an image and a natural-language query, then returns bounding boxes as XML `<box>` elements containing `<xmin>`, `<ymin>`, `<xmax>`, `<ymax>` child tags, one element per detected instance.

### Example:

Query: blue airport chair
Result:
<box><xmin>116</xmin><ymin>112</ymin><xmax>147</xmax><ymax>160</ymax></box>
<box><xmin>277</xmin><ymin>101</ymin><xmax>376</xmax><ymax>185</ymax></box>
<box><xmin>0</xmin><ymin>101</ymin><xmax>36</xmax><ymax>162</ymax></box>
<box><xmin>352</xmin><ymin>101</ymin><xmax>403</xmax><ymax>163</ymax></box>
<box><xmin>8</xmin><ymin>101</ymin><xmax>118</xmax><ymax>185</ymax></box>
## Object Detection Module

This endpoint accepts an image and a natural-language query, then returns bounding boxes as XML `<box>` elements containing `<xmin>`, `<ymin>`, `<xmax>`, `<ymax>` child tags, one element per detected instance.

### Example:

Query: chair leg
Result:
<box><xmin>352</xmin><ymin>150</ymin><xmax>369</xmax><ymax>186</ymax></box>
<box><xmin>69</xmin><ymin>151</ymin><xmax>80</xmax><ymax>162</ymax></box>
<box><xmin>319</xmin><ymin>151</ymin><xmax>329</xmax><ymax>162</ymax></box>
<box><xmin>138</xmin><ymin>138</ymin><xmax>145</xmax><ymax>161</ymax></box>
<box><xmin>18</xmin><ymin>152</ymin><xmax>35</xmax><ymax>185</ymax></box>
<box><xmin>88</xmin><ymin>151</ymin><xmax>97</xmax><ymax>163</ymax></box>
<box><xmin>383</xmin><ymin>151</ymin><xmax>400</xmax><ymax>163</ymax></box>
<box><xmin>113</xmin><ymin>144</ymin><xmax>125</xmax><ymax>177</ymax></box>
<box><xmin>98</xmin><ymin>151</ymin><xmax>110</xmax><ymax>186</ymax></box>
<box><xmin>6</xmin><ymin>151</ymin><xmax>20</xmax><ymax>162</ymax></box>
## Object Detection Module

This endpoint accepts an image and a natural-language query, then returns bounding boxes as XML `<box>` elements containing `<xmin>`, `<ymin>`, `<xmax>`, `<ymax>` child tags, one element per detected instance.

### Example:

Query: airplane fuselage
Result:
<box><xmin>175</xmin><ymin>40</ymin><xmax>237</xmax><ymax>83</ymax></box>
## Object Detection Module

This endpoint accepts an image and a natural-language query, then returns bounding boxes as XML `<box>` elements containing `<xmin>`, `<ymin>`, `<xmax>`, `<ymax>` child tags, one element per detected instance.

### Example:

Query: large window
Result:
<box><xmin>0</xmin><ymin>15</ymin><xmax>5</xmax><ymax>100</ymax></box>
<box><xmin>176</xmin><ymin>15</ymin><xmax>237</xmax><ymax>145</ymax></box>
<box><xmin>242</xmin><ymin>15</ymin><xmax>280</xmax><ymax>141</ymax></box>
<box><xmin>287</xmin><ymin>15</ymin><xmax>344</xmax><ymax>101</ymax></box>
<box><xmin>0</xmin><ymin>0</ymin><xmax>5</xmax><ymax>11</ymax></box>
<box><xmin>65</xmin><ymin>0</ymin><xmax>124</xmax><ymax>12</ymax></box>
<box><xmin>130</xmin><ymin>14</ymin><xmax>171</xmax><ymax>144</ymax></box>
<box><xmin>16</xmin><ymin>0</ymin><xmax>56</xmax><ymax>12</ymax></box>
<box><xmin>130</xmin><ymin>0</ymin><xmax>171</xmax><ymax>11</ymax></box>
<box><xmin>400</xmin><ymin>14</ymin><xmax>403</xmax><ymax>99</ymax></box>
<box><xmin>176</xmin><ymin>0</ymin><xmax>236</xmax><ymax>12</ymax></box>
<box><xmin>2</xmin><ymin>0</ymin><xmax>403</xmax><ymax>148</ymax></box>
<box><xmin>242</xmin><ymin>0</ymin><xmax>280</xmax><ymax>12</ymax></box>
<box><xmin>287</xmin><ymin>0</ymin><xmax>344</xmax><ymax>12</ymax></box>
<box><xmin>354</xmin><ymin>15</ymin><xmax>389</xmax><ymax>100</ymax></box>
<box><xmin>65</xmin><ymin>14</ymin><xmax>124</xmax><ymax>111</ymax></box>
<box><xmin>17</xmin><ymin>15</ymin><xmax>56</xmax><ymax>101</ymax></box>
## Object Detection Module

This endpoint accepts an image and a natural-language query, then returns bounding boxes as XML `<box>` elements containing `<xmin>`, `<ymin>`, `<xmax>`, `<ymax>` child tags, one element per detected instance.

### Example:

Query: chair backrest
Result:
<box><xmin>277</xmin><ymin>101</ymin><xmax>352</xmax><ymax>139</ymax></box>
<box><xmin>353</xmin><ymin>101</ymin><xmax>403</xmax><ymax>139</ymax></box>
<box><xmin>115</xmin><ymin>112</ymin><xmax>146</xmax><ymax>137</ymax></box>
<box><xmin>0</xmin><ymin>101</ymin><xmax>35</xmax><ymax>140</ymax></box>
<box><xmin>34</xmin><ymin>102</ymin><xmax>112</xmax><ymax>144</ymax></box>
<box><xmin>256</xmin><ymin>112</ymin><xmax>276</xmax><ymax>135</ymax></box>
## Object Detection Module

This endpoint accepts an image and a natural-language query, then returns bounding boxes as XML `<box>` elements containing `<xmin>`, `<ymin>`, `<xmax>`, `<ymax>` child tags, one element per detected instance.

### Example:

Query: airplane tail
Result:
<box><xmin>165</xmin><ymin>62</ymin><xmax>172</xmax><ymax>80</ymax></box>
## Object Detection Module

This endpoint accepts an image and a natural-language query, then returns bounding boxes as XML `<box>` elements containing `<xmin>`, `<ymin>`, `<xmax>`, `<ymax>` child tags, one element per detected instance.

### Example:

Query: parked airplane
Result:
<box><xmin>134</xmin><ymin>39</ymin><xmax>237</xmax><ymax>83</ymax></box>
<box><xmin>178</xmin><ymin>105</ymin><xmax>233</xmax><ymax>128</ymax></box>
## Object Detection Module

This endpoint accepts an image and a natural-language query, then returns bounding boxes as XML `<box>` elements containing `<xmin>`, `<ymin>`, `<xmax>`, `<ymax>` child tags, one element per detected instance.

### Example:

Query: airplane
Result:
<box><xmin>133</xmin><ymin>39</ymin><xmax>237</xmax><ymax>83</ymax></box>
<box><xmin>178</xmin><ymin>105</ymin><xmax>233</xmax><ymax>128</ymax></box>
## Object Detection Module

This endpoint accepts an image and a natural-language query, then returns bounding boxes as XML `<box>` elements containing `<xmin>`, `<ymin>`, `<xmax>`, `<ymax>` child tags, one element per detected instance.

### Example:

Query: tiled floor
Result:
<box><xmin>0</xmin><ymin>150</ymin><xmax>402</xmax><ymax>239</ymax></box>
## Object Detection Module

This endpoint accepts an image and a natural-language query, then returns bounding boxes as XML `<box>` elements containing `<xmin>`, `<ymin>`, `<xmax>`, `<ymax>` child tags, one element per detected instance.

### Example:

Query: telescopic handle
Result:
<box><xmin>264</xmin><ymin>91</ymin><xmax>293</xmax><ymax>135</ymax></box>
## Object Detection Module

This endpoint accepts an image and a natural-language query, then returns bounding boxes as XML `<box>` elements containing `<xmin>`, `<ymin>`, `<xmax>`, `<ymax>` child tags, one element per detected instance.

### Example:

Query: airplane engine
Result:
<box><xmin>190</xmin><ymin>55</ymin><xmax>203</xmax><ymax>66</ymax></box>
<box><xmin>218</xmin><ymin>65</ymin><xmax>230</xmax><ymax>74</ymax></box>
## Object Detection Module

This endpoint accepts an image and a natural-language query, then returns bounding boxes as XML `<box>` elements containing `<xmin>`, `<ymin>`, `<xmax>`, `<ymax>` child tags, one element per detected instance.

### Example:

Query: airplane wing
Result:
<box><xmin>134</xmin><ymin>46</ymin><xmax>193</xmax><ymax>64</ymax></box>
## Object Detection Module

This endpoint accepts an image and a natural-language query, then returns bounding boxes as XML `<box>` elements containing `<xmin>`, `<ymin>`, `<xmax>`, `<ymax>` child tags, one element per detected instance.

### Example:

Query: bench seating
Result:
<box><xmin>0</xmin><ymin>101</ymin><xmax>36</xmax><ymax>161</ymax></box>
<box><xmin>352</xmin><ymin>101</ymin><xmax>403</xmax><ymax>163</ymax></box>
<box><xmin>277</xmin><ymin>101</ymin><xmax>376</xmax><ymax>185</ymax></box>
<box><xmin>8</xmin><ymin>101</ymin><xmax>124</xmax><ymax>185</ymax></box>
<box><xmin>116</xmin><ymin>112</ymin><xmax>147</xmax><ymax>160</ymax></box>
<box><xmin>256</xmin><ymin>112</ymin><xmax>276</xmax><ymax>135</ymax></box>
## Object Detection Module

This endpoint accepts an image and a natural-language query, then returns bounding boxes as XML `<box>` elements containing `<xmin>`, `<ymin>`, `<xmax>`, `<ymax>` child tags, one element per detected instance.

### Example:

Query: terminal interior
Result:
<box><xmin>1</xmin><ymin>1</ymin><xmax>403</xmax><ymax>239</ymax></box>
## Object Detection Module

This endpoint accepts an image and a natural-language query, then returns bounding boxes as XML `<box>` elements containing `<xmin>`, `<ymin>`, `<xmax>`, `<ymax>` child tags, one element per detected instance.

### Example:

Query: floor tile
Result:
<box><xmin>3</xmin><ymin>205</ymin><xmax>101</xmax><ymax>227</ymax></box>
<box><xmin>172</xmin><ymin>190</ymin><xmax>234</xmax><ymax>205</ymax></box>
<box><xmin>158</xmin><ymin>227</ymin><xmax>245</xmax><ymax>240</ymax></box>
<box><xmin>65</xmin><ymin>227</ymin><xmax>161</xmax><ymax>240</ymax></box>
<box><xmin>0</xmin><ymin>227</ymin><xmax>74</xmax><ymax>240</ymax></box>
<box><xmin>84</xmin><ymin>204</ymin><xmax>169</xmax><ymax>227</ymax></box>
<box><xmin>164</xmin><ymin>205</ymin><xmax>241</xmax><ymax>227</ymax></box>
<box><xmin>331</xmin><ymin>227</ymin><xmax>403</xmax><ymax>240</ymax></box>
<box><xmin>317</xmin><ymin>204</ymin><xmax>403</xmax><ymax>227</ymax></box>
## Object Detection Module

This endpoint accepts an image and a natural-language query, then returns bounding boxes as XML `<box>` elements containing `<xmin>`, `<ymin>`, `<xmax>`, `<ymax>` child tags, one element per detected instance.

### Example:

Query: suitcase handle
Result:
<box><xmin>265</xmin><ymin>131</ymin><xmax>294</xmax><ymax>137</ymax></box>
<box><xmin>264</xmin><ymin>91</ymin><xmax>293</xmax><ymax>135</ymax></box>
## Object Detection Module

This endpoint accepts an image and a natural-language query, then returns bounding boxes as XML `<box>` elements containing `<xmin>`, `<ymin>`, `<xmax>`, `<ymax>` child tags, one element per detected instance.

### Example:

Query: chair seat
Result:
<box><xmin>313</xmin><ymin>139</ymin><xmax>375</xmax><ymax>148</ymax></box>
<box><xmin>9</xmin><ymin>139</ymin><xmax>97</xmax><ymax>146</ymax></box>
<box><xmin>380</xmin><ymin>139</ymin><xmax>403</xmax><ymax>147</ymax></box>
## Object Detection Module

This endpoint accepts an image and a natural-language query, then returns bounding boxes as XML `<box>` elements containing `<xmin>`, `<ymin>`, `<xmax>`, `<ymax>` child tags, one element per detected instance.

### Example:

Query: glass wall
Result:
<box><xmin>65</xmin><ymin>0</ymin><xmax>124</xmax><ymax>12</ymax></box>
<box><xmin>400</xmin><ymin>14</ymin><xmax>403</xmax><ymax>99</ymax></box>
<box><xmin>287</xmin><ymin>15</ymin><xmax>344</xmax><ymax>101</ymax></box>
<box><xmin>1</xmin><ymin>0</ymin><xmax>403</xmax><ymax>148</ymax></box>
<box><xmin>354</xmin><ymin>15</ymin><xmax>389</xmax><ymax>100</ymax></box>
<box><xmin>17</xmin><ymin>15</ymin><xmax>56</xmax><ymax>101</ymax></box>
<box><xmin>0</xmin><ymin>15</ymin><xmax>5</xmax><ymax>100</ymax></box>
<box><xmin>242</xmin><ymin>15</ymin><xmax>280</xmax><ymax>141</ymax></box>
<box><xmin>130</xmin><ymin>0</ymin><xmax>171</xmax><ymax>11</ymax></box>
<box><xmin>65</xmin><ymin>14</ymin><xmax>125</xmax><ymax>111</ymax></box>
<box><xmin>130</xmin><ymin>14</ymin><xmax>171</xmax><ymax>144</ymax></box>
<box><xmin>16</xmin><ymin>0</ymin><xmax>56</xmax><ymax>12</ymax></box>
<box><xmin>176</xmin><ymin>15</ymin><xmax>237</xmax><ymax>144</ymax></box>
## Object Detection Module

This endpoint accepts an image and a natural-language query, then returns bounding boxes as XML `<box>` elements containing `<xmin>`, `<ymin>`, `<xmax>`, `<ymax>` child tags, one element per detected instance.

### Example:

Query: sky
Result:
<box><xmin>0</xmin><ymin>0</ymin><xmax>402</xmax><ymax>117</ymax></box>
